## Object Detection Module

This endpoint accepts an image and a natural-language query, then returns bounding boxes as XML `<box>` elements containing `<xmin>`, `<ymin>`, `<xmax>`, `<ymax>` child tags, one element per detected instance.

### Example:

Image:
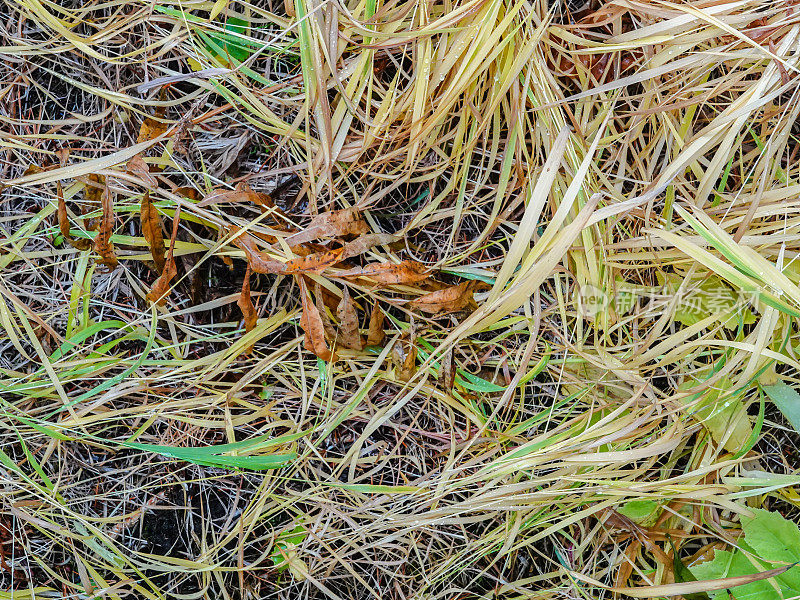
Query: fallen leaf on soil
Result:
<box><xmin>409</xmin><ymin>282</ymin><xmax>476</xmax><ymax>314</ymax></box>
<box><xmin>126</xmin><ymin>154</ymin><xmax>158</xmax><ymax>188</ymax></box>
<box><xmin>229</xmin><ymin>226</ymin><xmax>286</xmax><ymax>274</ymax></box>
<box><xmin>174</xmin><ymin>187</ymin><xmax>200</xmax><ymax>201</ymax></box>
<box><xmin>367</xmin><ymin>300</ymin><xmax>385</xmax><ymax>346</ymax></box>
<box><xmin>339</xmin><ymin>233</ymin><xmax>399</xmax><ymax>262</ymax></box>
<box><xmin>336</xmin><ymin>286</ymin><xmax>363</xmax><ymax>350</ymax></box>
<box><xmin>238</xmin><ymin>265</ymin><xmax>258</xmax><ymax>352</ymax></box>
<box><xmin>56</xmin><ymin>148</ymin><xmax>70</xmax><ymax>166</ymax></box>
<box><xmin>83</xmin><ymin>173</ymin><xmax>105</xmax><ymax>231</ymax></box>
<box><xmin>439</xmin><ymin>349</ymin><xmax>456</xmax><ymax>391</ymax></box>
<box><xmin>140</xmin><ymin>191</ymin><xmax>166</xmax><ymax>273</ymax></box>
<box><xmin>137</xmin><ymin>106</ymin><xmax>168</xmax><ymax>143</ymax></box>
<box><xmin>57</xmin><ymin>181</ymin><xmax>91</xmax><ymax>250</ymax></box>
<box><xmin>94</xmin><ymin>183</ymin><xmax>118</xmax><ymax>271</ymax></box>
<box><xmin>23</xmin><ymin>165</ymin><xmax>46</xmax><ymax>177</ymax></box>
<box><xmin>147</xmin><ymin>208</ymin><xmax>181</xmax><ymax>305</ymax></box>
<box><xmin>339</xmin><ymin>260</ymin><xmax>430</xmax><ymax>285</ymax></box>
<box><xmin>314</xmin><ymin>283</ymin><xmax>338</xmax><ymax>341</ymax></box>
<box><xmin>299</xmin><ymin>278</ymin><xmax>335</xmax><ymax>362</ymax></box>
<box><xmin>392</xmin><ymin>333</ymin><xmax>417</xmax><ymax>383</ymax></box>
<box><xmin>285</xmin><ymin>207</ymin><xmax>369</xmax><ymax>246</ymax></box>
<box><xmin>197</xmin><ymin>185</ymin><xmax>275</xmax><ymax>210</ymax></box>
<box><xmin>285</xmin><ymin>247</ymin><xmax>345</xmax><ymax>275</ymax></box>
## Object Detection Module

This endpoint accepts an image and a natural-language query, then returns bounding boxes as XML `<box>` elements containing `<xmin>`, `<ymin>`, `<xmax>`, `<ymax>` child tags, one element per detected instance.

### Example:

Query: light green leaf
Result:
<box><xmin>691</xmin><ymin>548</ymin><xmax>780</xmax><ymax>600</ymax></box>
<box><xmin>742</xmin><ymin>509</ymin><xmax>800</xmax><ymax>593</ymax></box>
<box><xmin>762</xmin><ymin>382</ymin><xmax>800</xmax><ymax>433</ymax></box>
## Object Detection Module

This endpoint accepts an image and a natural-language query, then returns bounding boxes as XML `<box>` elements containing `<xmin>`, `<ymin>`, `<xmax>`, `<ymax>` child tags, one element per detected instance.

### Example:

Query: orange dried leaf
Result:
<box><xmin>439</xmin><ymin>349</ymin><xmax>456</xmax><ymax>391</ymax></box>
<box><xmin>237</xmin><ymin>265</ymin><xmax>258</xmax><ymax>352</ymax></box>
<box><xmin>229</xmin><ymin>226</ymin><xmax>286</xmax><ymax>274</ymax></box>
<box><xmin>409</xmin><ymin>282</ymin><xmax>476</xmax><ymax>314</ymax></box>
<box><xmin>198</xmin><ymin>185</ymin><xmax>275</xmax><ymax>209</ymax></box>
<box><xmin>174</xmin><ymin>187</ymin><xmax>200</xmax><ymax>201</ymax></box>
<box><xmin>83</xmin><ymin>173</ymin><xmax>105</xmax><ymax>231</ymax></box>
<box><xmin>299</xmin><ymin>278</ymin><xmax>335</xmax><ymax>362</ymax></box>
<box><xmin>340</xmin><ymin>260</ymin><xmax>430</xmax><ymax>285</ymax></box>
<box><xmin>57</xmin><ymin>181</ymin><xmax>91</xmax><ymax>250</ymax></box>
<box><xmin>392</xmin><ymin>335</ymin><xmax>417</xmax><ymax>383</ymax></box>
<box><xmin>339</xmin><ymin>233</ymin><xmax>398</xmax><ymax>262</ymax></box>
<box><xmin>285</xmin><ymin>247</ymin><xmax>345</xmax><ymax>275</ymax></box>
<box><xmin>23</xmin><ymin>165</ymin><xmax>46</xmax><ymax>177</ymax></box>
<box><xmin>286</xmin><ymin>207</ymin><xmax>369</xmax><ymax>246</ymax></box>
<box><xmin>126</xmin><ymin>154</ymin><xmax>158</xmax><ymax>188</ymax></box>
<box><xmin>147</xmin><ymin>209</ymin><xmax>181</xmax><ymax>306</ymax></box>
<box><xmin>56</xmin><ymin>148</ymin><xmax>70</xmax><ymax>166</ymax></box>
<box><xmin>140</xmin><ymin>191</ymin><xmax>166</xmax><ymax>273</ymax></box>
<box><xmin>367</xmin><ymin>300</ymin><xmax>386</xmax><ymax>347</ymax></box>
<box><xmin>336</xmin><ymin>286</ymin><xmax>363</xmax><ymax>350</ymax></box>
<box><xmin>137</xmin><ymin>116</ymin><xmax>168</xmax><ymax>143</ymax></box>
<box><xmin>57</xmin><ymin>181</ymin><xmax>70</xmax><ymax>240</ymax></box>
<box><xmin>94</xmin><ymin>184</ymin><xmax>118</xmax><ymax>272</ymax></box>
<box><xmin>314</xmin><ymin>283</ymin><xmax>338</xmax><ymax>340</ymax></box>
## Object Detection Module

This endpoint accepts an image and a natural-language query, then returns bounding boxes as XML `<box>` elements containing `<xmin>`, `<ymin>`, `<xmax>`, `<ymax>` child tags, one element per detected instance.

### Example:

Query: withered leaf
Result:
<box><xmin>336</xmin><ymin>286</ymin><xmax>363</xmax><ymax>350</ymax></box>
<box><xmin>299</xmin><ymin>278</ymin><xmax>336</xmax><ymax>362</ymax></box>
<box><xmin>56</xmin><ymin>148</ymin><xmax>70</xmax><ymax>166</ymax></box>
<box><xmin>392</xmin><ymin>333</ymin><xmax>417</xmax><ymax>383</ymax></box>
<box><xmin>147</xmin><ymin>208</ymin><xmax>181</xmax><ymax>305</ymax></box>
<box><xmin>339</xmin><ymin>260</ymin><xmax>430</xmax><ymax>285</ymax></box>
<box><xmin>409</xmin><ymin>282</ymin><xmax>476</xmax><ymax>314</ymax></box>
<box><xmin>94</xmin><ymin>184</ymin><xmax>118</xmax><ymax>272</ymax></box>
<box><xmin>197</xmin><ymin>185</ymin><xmax>275</xmax><ymax>210</ymax></box>
<box><xmin>126</xmin><ymin>154</ymin><xmax>158</xmax><ymax>188</ymax></box>
<box><xmin>23</xmin><ymin>165</ymin><xmax>46</xmax><ymax>177</ymax></box>
<box><xmin>140</xmin><ymin>191</ymin><xmax>166</xmax><ymax>273</ymax></box>
<box><xmin>57</xmin><ymin>181</ymin><xmax>91</xmax><ymax>250</ymax></box>
<box><xmin>339</xmin><ymin>233</ymin><xmax>399</xmax><ymax>262</ymax></box>
<box><xmin>367</xmin><ymin>300</ymin><xmax>386</xmax><ymax>347</ymax></box>
<box><xmin>314</xmin><ymin>283</ymin><xmax>337</xmax><ymax>341</ymax></box>
<box><xmin>83</xmin><ymin>173</ymin><xmax>105</xmax><ymax>231</ymax></box>
<box><xmin>229</xmin><ymin>226</ymin><xmax>286</xmax><ymax>274</ymax></box>
<box><xmin>174</xmin><ymin>187</ymin><xmax>200</xmax><ymax>201</ymax></box>
<box><xmin>237</xmin><ymin>265</ymin><xmax>258</xmax><ymax>353</ymax></box>
<box><xmin>137</xmin><ymin>110</ymin><xmax>168</xmax><ymax>143</ymax></box>
<box><xmin>439</xmin><ymin>349</ymin><xmax>456</xmax><ymax>391</ymax></box>
<box><xmin>285</xmin><ymin>206</ymin><xmax>370</xmax><ymax>246</ymax></box>
<box><xmin>285</xmin><ymin>247</ymin><xmax>345</xmax><ymax>275</ymax></box>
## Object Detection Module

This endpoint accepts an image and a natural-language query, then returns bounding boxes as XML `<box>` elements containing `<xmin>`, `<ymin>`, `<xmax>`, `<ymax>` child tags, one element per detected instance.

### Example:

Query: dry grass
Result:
<box><xmin>1</xmin><ymin>0</ymin><xmax>800</xmax><ymax>597</ymax></box>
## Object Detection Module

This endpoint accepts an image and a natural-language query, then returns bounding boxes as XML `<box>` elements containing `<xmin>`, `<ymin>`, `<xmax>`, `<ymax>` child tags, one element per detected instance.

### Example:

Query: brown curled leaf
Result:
<box><xmin>94</xmin><ymin>184</ymin><xmax>118</xmax><ymax>272</ymax></box>
<box><xmin>285</xmin><ymin>247</ymin><xmax>345</xmax><ymax>275</ymax></box>
<box><xmin>197</xmin><ymin>184</ymin><xmax>275</xmax><ymax>210</ymax></box>
<box><xmin>299</xmin><ymin>277</ymin><xmax>336</xmax><ymax>362</ymax></box>
<box><xmin>439</xmin><ymin>348</ymin><xmax>456</xmax><ymax>392</ymax></box>
<box><xmin>140</xmin><ymin>191</ymin><xmax>166</xmax><ymax>273</ymax></box>
<box><xmin>338</xmin><ymin>260</ymin><xmax>430</xmax><ymax>285</ymax></box>
<box><xmin>285</xmin><ymin>206</ymin><xmax>370</xmax><ymax>246</ymax></box>
<box><xmin>336</xmin><ymin>286</ymin><xmax>363</xmax><ymax>350</ymax></box>
<box><xmin>229</xmin><ymin>226</ymin><xmax>286</xmax><ymax>274</ymax></box>
<box><xmin>126</xmin><ymin>154</ymin><xmax>158</xmax><ymax>188</ymax></box>
<box><xmin>56</xmin><ymin>148</ymin><xmax>70</xmax><ymax>166</ymax></box>
<box><xmin>174</xmin><ymin>187</ymin><xmax>200</xmax><ymax>201</ymax></box>
<box><xmin>137</xmin><ymin>106</ymin><xmax>168</xmax><ymax>143</ymax></box>
<box><xmin>83</xmin><ymin>173</ymin><xmax>105</xmax><ymax>231</ymax></box>
<box><xmin>339</xmin><ymin>233</ymin><xmax>399</xmax><ymax>262</ymax></box>
<box><xmin>314</xmin><ymin>283</ymin><xmax>338</xmax><ymax>341</ymax></box>
<box><xmin>237</xmin><ymin>265</ymin><xmax>258</xmax><ymax>353</ymax></box>
<box><xmin>147</xmin><ymin>208</ymin><xmax>181</xmax><ymax>305</ymax></box>
<box><xmin>57</xmin><ymin>181</ymin><xmax>91</xmax><ymax>250</ymax></box>
<box><xmin>367</xmin><ymin>300</ymin><xmax>386</xmax><ymax>347</ymax></box>
<box><xmin>409</xmin><ymin>282</ymin><xmax>477</xmax><ymax>314</ymax></box>
<box><xmin>392</xmin><ymin>331</ymin><xmax>417</xmax><ymax>383</ymax></box>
